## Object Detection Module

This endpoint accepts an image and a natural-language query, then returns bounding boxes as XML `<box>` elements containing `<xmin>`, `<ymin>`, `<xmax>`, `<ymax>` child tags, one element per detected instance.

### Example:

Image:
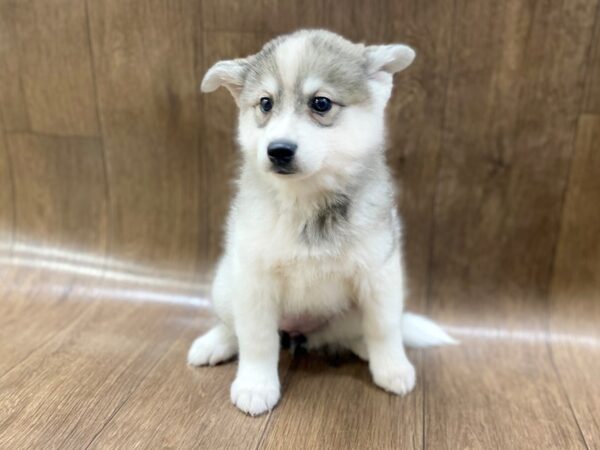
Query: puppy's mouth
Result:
<box><xmin>272</xmin><ymin>165</ymin><xmax>297</xmax><ymax>176</ymax></box>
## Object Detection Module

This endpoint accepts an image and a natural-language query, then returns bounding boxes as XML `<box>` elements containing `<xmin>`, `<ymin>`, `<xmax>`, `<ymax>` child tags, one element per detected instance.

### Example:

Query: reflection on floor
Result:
<box><xmin>0</xmin><ymin>262</ymin><xmax>598</xmax><ymax>449</ymax></box>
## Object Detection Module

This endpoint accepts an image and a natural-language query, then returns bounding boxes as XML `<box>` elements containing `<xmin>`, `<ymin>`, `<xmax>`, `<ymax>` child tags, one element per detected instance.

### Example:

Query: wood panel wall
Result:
<box><xmin>1</xmin><ymin>0</ymin><xmax>599</xmax><ymax>312</ymax></box>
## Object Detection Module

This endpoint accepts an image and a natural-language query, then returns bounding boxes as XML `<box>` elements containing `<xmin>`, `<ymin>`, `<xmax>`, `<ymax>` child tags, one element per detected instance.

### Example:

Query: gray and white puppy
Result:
<box><xmin>188</xmin><ymin>30</ymin><xmax>455</xmax><ymax>416</ymax></box>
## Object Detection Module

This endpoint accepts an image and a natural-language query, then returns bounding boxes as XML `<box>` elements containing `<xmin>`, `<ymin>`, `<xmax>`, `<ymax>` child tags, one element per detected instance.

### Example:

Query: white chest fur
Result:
<box><xmin>273</xmin><ymin>254</ymin><xmax>354</xmax><ymax>319</ymax></box>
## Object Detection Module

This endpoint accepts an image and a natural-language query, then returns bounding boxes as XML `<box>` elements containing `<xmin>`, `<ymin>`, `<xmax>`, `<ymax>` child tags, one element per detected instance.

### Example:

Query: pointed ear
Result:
<box><xmin>200</xmin><ymin>58</ymin><xmax>247</xmax><ymax>101</ymax></box>
<box><xmin>365</xmin><ymin>44</ymin><xmax>415</xmax><ymax>75</ymax></box>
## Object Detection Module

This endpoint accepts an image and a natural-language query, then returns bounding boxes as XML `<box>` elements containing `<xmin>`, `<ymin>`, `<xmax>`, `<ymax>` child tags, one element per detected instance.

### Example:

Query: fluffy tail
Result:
<box><xmin>402</xmin><ymin>312</ymin><xmax>458</xmax><ymax>348</ymax></box>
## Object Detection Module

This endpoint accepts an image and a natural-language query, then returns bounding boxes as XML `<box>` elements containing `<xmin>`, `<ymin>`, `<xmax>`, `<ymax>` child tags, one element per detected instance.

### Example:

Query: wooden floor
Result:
<box><xmin>0</xmin><ymin>265</ymin><xmax>598</xmax><ymax>450</ymax></box>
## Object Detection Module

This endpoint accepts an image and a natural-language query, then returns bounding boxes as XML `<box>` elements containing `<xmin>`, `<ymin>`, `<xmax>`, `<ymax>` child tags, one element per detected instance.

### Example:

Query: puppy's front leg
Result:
<box><xmin>230</xmin><ymin>276</ymin><xmax>280</xmax><ymax>416</ymax></box>
<box><xmin>359</xmin><ymin>257</ymin><xmax>416</xmax><ymax>395</ymax></box>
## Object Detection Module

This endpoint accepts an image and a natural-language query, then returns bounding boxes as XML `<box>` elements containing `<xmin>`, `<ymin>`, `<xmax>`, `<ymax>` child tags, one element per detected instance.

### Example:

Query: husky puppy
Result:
<box><xmin>188</xmin><ymin>30</ymin><xmax>455</xmax><ymax>416</ymax></box>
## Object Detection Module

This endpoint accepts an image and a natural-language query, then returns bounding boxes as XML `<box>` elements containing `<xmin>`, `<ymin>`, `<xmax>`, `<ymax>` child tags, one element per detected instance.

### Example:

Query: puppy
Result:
<box><xmin>188</xmin><ymin>29</ymin><xmax>456</xmax><ymax>416</ymax></box>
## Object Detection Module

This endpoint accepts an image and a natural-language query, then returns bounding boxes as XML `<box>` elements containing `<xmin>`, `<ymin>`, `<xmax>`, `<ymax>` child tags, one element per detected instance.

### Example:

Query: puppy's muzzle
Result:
<box><xmin>267</xmin><ymin>140</ymin><xmax>297</xmax><ymax>174</ymax></box>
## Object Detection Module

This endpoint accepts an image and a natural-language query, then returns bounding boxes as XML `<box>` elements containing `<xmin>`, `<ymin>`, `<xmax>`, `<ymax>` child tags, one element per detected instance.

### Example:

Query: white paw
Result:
<box><xmin>230</xmin><ymin>375</ymin><xmax>280</xmax><ymax>416</ymax></box>
<box><xmin>371</xmin><ymin>359</ymin><xmax>416</xmax><ymax>395</ymax></box>
<box><xmin>187</xmin><ymin>328</ymin><xmax>237</xmax><ymax>366</ymax></box>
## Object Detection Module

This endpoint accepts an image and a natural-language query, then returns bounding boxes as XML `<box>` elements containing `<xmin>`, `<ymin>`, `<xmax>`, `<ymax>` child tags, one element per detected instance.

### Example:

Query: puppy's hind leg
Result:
<box><xmin>188</xmin><ymin>256</ymin><xmax>238</xmax><ymax>366</ymax></box>
<box><xmin>359</xmin><ymin>255</ymin><xmax>416</xmax><ymax>396</ymax></box>
<box><xmin>307</xmin><ymin>309</ymin><xmax>367</xmax><ymax>359</ymax></box>
<box><xmin>347</xmin><ymin>338</ymin><xmax>368</xmax><ymax>361</ymax></box>
<box><xmin>187</xmin><ymin>323</ymin><xmax>237</xmax><ymax>366</ymax></box>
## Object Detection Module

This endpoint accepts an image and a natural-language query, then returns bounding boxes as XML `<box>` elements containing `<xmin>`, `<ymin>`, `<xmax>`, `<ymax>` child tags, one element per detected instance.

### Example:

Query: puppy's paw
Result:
<box><xmin>230</xmin><ymin>375</ymin><xmax>280</xmax><ymax>416</ymax></box>
<box><xmin>187</xmin><ymin>328</ymin><xmax>237</xmax><ymax>366</ymax></box>
<box><xmin>370</xmin><ymin>358</ymin><xmax>416</xmax><ymax>396</ymax></box>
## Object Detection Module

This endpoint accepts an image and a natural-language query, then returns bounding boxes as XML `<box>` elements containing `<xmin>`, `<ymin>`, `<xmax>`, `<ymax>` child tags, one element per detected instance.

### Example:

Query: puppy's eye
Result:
<box><xmin>310</xmin><ymin>96</ymin><xmax>332</xmax><ymax>113</ymax></box>
<box><xmin>260</xmin><ymin>97</ymin><xmax>273</xmax><ymax>113</ymax></box>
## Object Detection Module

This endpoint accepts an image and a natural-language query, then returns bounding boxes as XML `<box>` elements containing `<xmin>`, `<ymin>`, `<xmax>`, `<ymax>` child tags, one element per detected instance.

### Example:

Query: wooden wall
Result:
<box><xmin>0</xmin><ymin>0</ymin><xmax>599</xmax><ymax>315</ymax></box>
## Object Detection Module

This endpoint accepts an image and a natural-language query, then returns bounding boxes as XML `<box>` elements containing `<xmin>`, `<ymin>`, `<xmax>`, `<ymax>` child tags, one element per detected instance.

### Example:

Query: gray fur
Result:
<box><xmin>240</xmin><ymin>30</ymin><xmax>372</xmax><ymax>123</ymax></box>
<box><xmin>301</xmin><ymin>192</ymin><xmax>352</xmax><ymax>245</ymax></box>
<box><xmin>297</xmin><ymin>31</ymin><xmax>370</xmax><ymax>105</ymax></box>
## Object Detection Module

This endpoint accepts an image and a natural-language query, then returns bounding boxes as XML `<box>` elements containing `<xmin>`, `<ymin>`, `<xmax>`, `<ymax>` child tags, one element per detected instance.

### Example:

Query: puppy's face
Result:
<box><xmin>202</xmin><ymin>30</ymin><xmax>414</xmax><ymax>184</ymax></box>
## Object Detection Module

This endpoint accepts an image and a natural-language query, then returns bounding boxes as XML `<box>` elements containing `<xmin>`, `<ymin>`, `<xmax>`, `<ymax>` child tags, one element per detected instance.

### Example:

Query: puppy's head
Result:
<box><xmin>202</xmin><ymin>30</ymin><xmax>414</xmax><ymax>184</ymax></box>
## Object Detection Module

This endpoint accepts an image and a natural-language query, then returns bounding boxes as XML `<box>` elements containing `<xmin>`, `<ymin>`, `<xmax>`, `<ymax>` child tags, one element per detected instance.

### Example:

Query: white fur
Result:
<box><xmin>275</xmin><ymin>34</ymin><xmax>309</xmax><ymax>90</ymax></box>
<box><xmin>402</xmin><ymin>313</ymin><xmax>459</xmax><ymax>348</ymax></box>
<box><xmin>302</xmin><ymin>76</ymin><xmax>324</xmax><ymax>96</ymax></box>
<box><xmin>366</xmin><ymin>44</ymin><xmax>416</xmax><ymax>74</ymax></box>
<box><xmin>190</xmin><ymin>30</ymin><xmax>455</xmax><ymax>416</ymax></box>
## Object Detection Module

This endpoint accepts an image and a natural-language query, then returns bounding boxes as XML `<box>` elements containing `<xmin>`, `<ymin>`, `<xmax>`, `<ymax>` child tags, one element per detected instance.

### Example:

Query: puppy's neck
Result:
<box><xmin>250</xmin><ymin>164</ymin><xmax>368</xmax><ymax>218</ymax></box>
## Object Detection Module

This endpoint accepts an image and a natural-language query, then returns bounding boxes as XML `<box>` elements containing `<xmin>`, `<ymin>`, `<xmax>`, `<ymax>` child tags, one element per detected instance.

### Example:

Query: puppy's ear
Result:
<box><xmin>365</xmin><ymin>44</ymin><xmax>415</xmax><ymax>75</ymax></box>
<box><xmin>201</xmin><ymin>58</ymin><xmax>247</xmax><ymax>102</ymax></box>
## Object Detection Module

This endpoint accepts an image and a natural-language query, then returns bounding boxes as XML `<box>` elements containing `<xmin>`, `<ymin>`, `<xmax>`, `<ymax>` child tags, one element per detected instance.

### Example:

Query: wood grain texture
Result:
<box><xmin>547</xmin><ymin>342</ymin><xmax>600</xmax><ymax>450</ymax></box>
<box><xmin>0</xmin><ymin>296</ymin><xmax>185</xmax><ymax>448</ymax></box>
<box><xmin>550</xmin><ymin>115</ymin><xmax>600</xmax><ymax>322</ymax></box>
<box><xmin>428</xmin><ymin>0</ymin><xmax>598</xmax><ymax>319</ymax></box>
<box><xmin>88</xmin><ymin>330</ymin><xmax>293</xmax><ymax>449</ymax></box>
<box><xmin>322</xmin><ymin>0</ymin><xmax>388</xmax><ymax>42</ymax></box>
<box><xmin>0</xmin><ymin>276</ymin><xmax>290</xmax><ymax>449</ymax></box>
<box><xmin>424</xmin><ymin>1</ymin><xmax>599</xmax><ymax>448</ymax></box>
<box><xmin>0</xmin><ymin>270</ymin><xmax>93</xmax><ymax>376</ymax></box>
<box><xmin>383</xmin><ymin>0</ymin><xmax>455</xmax><ymax>310</ymax></box>
<box><xmin>424</xmin><ymin>340</ymin><xmax>588</xmax><ymax>450</ymax></box>
<box><xmin>1</xmin><ymin>284</ymin><xmax>597</xmax><ymax>449</ymax></box>
<box><xmin>0</xmin><ymin>125</ymin><xmax>13</xmax><ymax>250</ymax></box>
<box><xmin>8</xmin><ymin>133</ymin><xmax>107</xmax><ymax>254</ymax></box>
<box><xmin>87</xmin><ymin>0</ymin><xmax>205</xmax><ymax>276</ymax></box>
<box><xmin>549</xmin><ymin>114</ymin><xmax>600</xmax><ymax>449</ymax></box>
<box><xmin>583</xmin><ymin>3</ymin><xmax>600</xmax><ymax>113</ymax></box>
<box><xmin>0</xmin><ymin>1</ymin><xmax>31</xmax><ymax>131</ymax></box>
<box><xmin>3</xmin><ymin>0</ymin><xmax>99</xmax><ymax>136</ymax></box>
<box><xmin>202</xmin><ymin>0</ymin><xmax>326</xmax><ymax>34</ymax></box>
<box><xmin>262</xmin><ymin>351</ymin><xmax>424</xmax><ymax>450</ymax></box>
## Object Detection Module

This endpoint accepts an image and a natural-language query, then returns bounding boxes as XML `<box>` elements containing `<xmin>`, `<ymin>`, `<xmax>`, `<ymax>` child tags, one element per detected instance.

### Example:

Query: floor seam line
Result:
<box><xmin>545</xmin><ymin>339</ymin><xmax>590</xmax><ymax>450</ymax></box>
<box><xmin>254</xmin><ymin>351</ymin><xmax>297</xmax><ymax>450</ymax></box>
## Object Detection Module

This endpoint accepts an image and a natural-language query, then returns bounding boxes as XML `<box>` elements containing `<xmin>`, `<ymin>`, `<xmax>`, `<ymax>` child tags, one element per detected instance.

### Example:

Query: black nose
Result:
<box><xmin>267</xmin><ymin>140</ymin><xmax>297</xmax><ymax>169</ymax></box>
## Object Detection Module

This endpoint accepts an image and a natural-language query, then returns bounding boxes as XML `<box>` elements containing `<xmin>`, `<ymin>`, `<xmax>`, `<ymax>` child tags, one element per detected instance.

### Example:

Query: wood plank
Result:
<box><xmin>0</xmin><ymin>269</ymin><xmax>96</xmax><ymax>376</ymax></box>
<box><xmin>0</xmin><ymin>125</ymin><xmax>13</xmax><ymax>251</ymax></box>
<box><xmin>383</xmin><ymin>0</ymin><xmax>455</xmax><ymax>310</ymax></box>
<box><xmin>322</xmin><ymin>0</ymin><xmax>388</xmax><ymax>42</ymax></box>
<box><xmin>7</xmin><ymin>133</ymin><xmax>107</xmax><ymax>254</ymax></box>
<box><xmin>424</xmin><ymin>338</ymin><xmax>587</xmax><ymax>450</ymax></box>
<box><xmin>425</xmin><ymin>1</ymin><xmax>598</xmax><ymax>448</ymax></box>
<box><xmin>4</xmin><ymin>0</ymin><xmax>99</xmax><ymax>136</ymax></box>
<box><xmin>0</xmin><ymin>293</ymin><xmax>203</xmax><ymax>449</ymax></box>
<box><xmin>0</xmin><ymin>259</ymin><xmax>209</xmax><ymax>381</ymax></box>
<box><xmin>2</xmin><ymin>132</ymin><xmax>106</xmax><ymax>372</ymax></box>
<box><xmin>0</xmin><ymin>131</ymin><xmax>106</xmax><ymax>372</ymax></box>
<box><xmin>87</xmin><ymin>323</ymin><xmax>293</xmax><ymax>449</ymax></box>
<box><xmin>549</xmin><ymin>114</ymin><xmax>600</xmax><ymax>448</ymax></box>
<box><xmin>547</xmin><ymin>342</ymin><xmax>600</xmax><ymax>450</ymax></box>
<box><xmin>202</xmin><ymin>0</ymin><xmax>387</xmax><ymax>39</ymax></box>
<box><xmin>583</xmin><ymin>4</ymin><xmax>600</xmax><ymax>113</ymax></box>
<box><xmin>262</xmin><ymin>351</ymin><xmax>424</xmax><ymax>450</ymax></box>
<box><xmin>0</xmin><ymin>1</ymin><xmax>31</xmax><ymax>131</ymax></box>
<box><xmin>87</xmin><ymin>0</ymin><xmax>206</xmax><ymax>277</ymax></box>
<box><xmin>202</xmin><ymin>0</ymin><xmax>325</xmax><ymax>34</ymax></box>
<box><xmin>429</xmin><ymin>0</ymin><xmax>598</xmax><ymax>318</ymax></box>
<box><xmin>550</xmin><ymin>115</ymin><xmax>600</xmax><ymax>337</ymax></box>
